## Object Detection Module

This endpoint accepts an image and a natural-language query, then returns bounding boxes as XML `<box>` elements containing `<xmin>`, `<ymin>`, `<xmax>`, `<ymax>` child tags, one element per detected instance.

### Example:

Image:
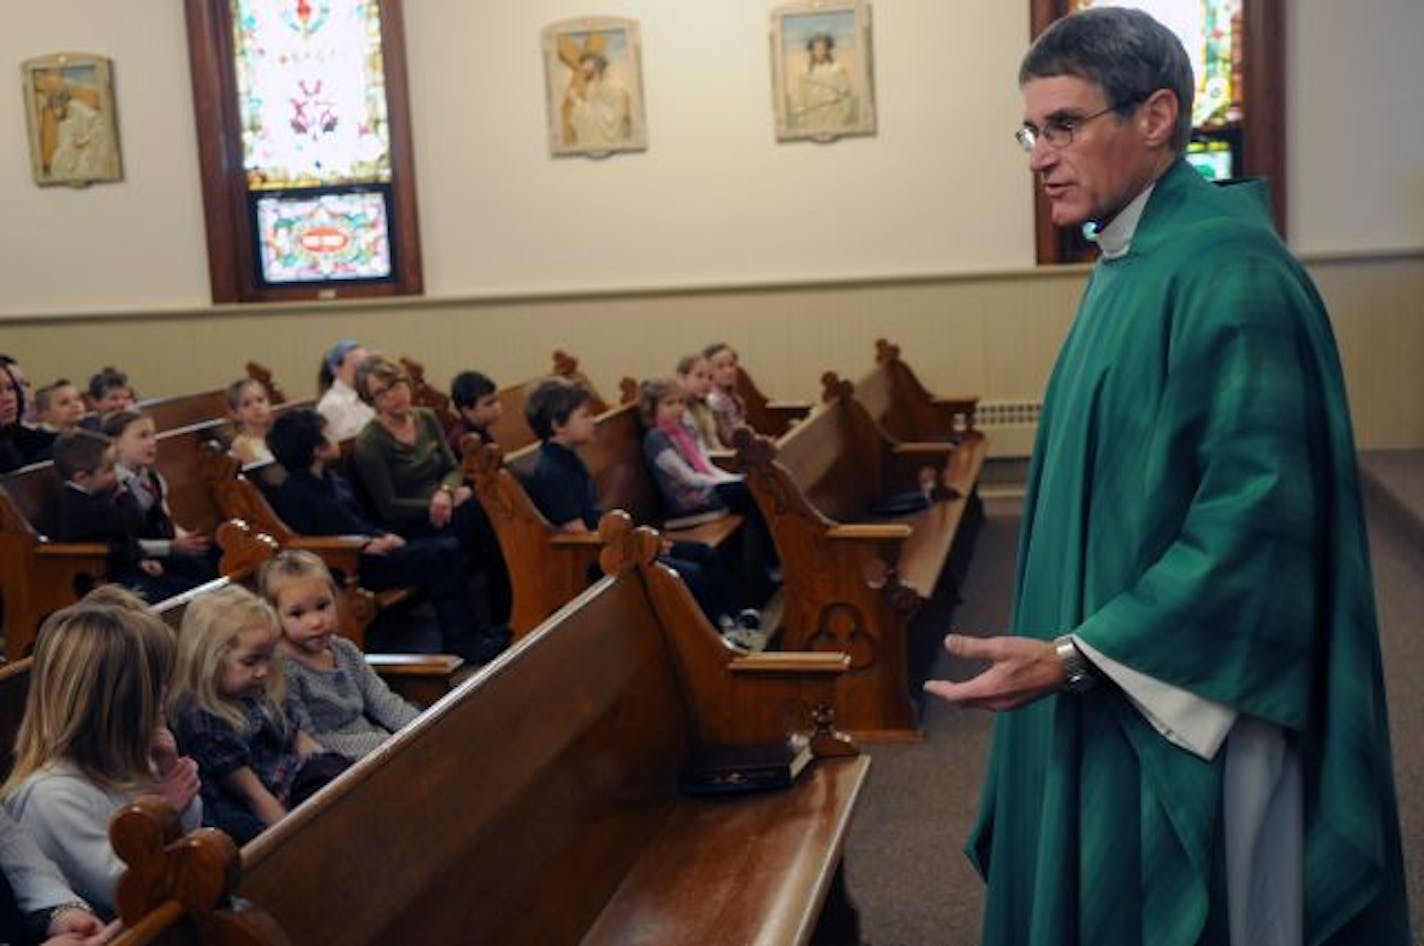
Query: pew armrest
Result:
<box><xmin>729</xmin><ymin>651</ymin><xmax>850</xmax><ymax>675</ymax></box>
<box><xmin>889</xmin><ymin>442</ymin><xmax>956</xmax><ymax>459</ymax></box>
<box><xmin>33</xmin><ymin>541</ymin><xmax>111</xmax><ymax>559</ymax></box>
<box><xmin>707</xmin><ymin>448</ymin><xmax>738</xmax><ymax>472</ymax></box>
<box><xmin>365</xmin><ymin>653</ymin><xmax>464</xmax><ymax>675</ymax></box>
<box><xmin>765</xmin><ymin>399</ymin><xmax>813</xmax><ymax>417</ymax></box>
<box><xmin>365</xmin><ymin>653</ymin><xmax>464</xmax><ymax>708</ymax></box>
<box><xmin>825</xmin><ymin>523</ymin><xmax>912</xmax><ymax>542</ymax></box>
<box><xmin>549</xmin><ymin>531</ymin><xmax>604</xmax><ymax>547</ymax></box>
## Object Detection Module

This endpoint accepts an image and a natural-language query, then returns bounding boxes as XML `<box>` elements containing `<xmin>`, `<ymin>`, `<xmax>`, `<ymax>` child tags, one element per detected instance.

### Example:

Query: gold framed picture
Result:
<box><xmin>21</xmin><ymin>52</ymin><xmax>123</xmax><ymax>187</ymax></box>
<box><xmin>770</xmin><ymin>1</ymin><xmax>876</xmax><ymax>142</ymax></box>
<box><xmin>541</xmin><ymin>17</ymin><xmax>648</xmax><ymax>158</ymax></box>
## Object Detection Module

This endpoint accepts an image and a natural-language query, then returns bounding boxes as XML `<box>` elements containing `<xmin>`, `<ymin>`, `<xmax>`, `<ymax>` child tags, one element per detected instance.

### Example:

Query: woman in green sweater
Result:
<box><xmin>350</xmin><ymin>354</ymin><xmax>510</xmax><ymax>658</ymax></box>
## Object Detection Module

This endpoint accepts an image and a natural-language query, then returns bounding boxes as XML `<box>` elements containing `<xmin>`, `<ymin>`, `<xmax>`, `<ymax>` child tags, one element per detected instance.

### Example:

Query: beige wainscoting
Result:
<box><xmin>2</xmin><ymin>249</ymin><xmax>1420</xmax><ymax>450</ymax></box>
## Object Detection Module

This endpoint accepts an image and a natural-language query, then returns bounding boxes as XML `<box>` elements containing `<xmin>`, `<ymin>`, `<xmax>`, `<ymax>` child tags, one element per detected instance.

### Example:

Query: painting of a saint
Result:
<box><xmin>772</xmin><ymin>3</ymin><xmax>876</xmax><ymax>142</ymax></box>
<box><xmin>543</xmin><ymin>18</ymin><xmax>647</xmax><ymax>157</ymax></box>
<box><xmin>22</xmin><ymin>54</ymin><xmax>123</xmax><ymax>186</ymax></box>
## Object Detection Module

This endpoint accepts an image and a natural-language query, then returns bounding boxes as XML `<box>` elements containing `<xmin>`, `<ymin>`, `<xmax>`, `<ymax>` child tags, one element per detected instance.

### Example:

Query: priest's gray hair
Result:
<box><xmin>1019</xmin><ymin>7</ymin><xmax>1195</xmax><ymax>154</ymax></box>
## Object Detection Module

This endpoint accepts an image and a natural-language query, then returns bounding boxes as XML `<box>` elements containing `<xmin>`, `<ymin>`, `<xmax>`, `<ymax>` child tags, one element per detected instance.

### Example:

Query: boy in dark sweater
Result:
<box><xmin>266</xmin><ymin>409</ymin><xmax>509</xmax><ymax>663</ymax></box>
<box><xmin>523</xmin><ymin>378</ymin><xmax>756</xmax><ymax>644</ymax></box>
<box><xmin>45</xmin><ymin>429</ymin><xmax>182</xmax><ymax>601</ymax></box>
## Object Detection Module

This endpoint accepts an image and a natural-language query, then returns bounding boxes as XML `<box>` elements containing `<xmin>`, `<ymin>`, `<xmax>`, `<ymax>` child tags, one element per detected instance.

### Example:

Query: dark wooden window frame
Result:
<box><xmin>1028</xmin><ymin>0</ymin><xmax>1284</xmax><ymax>264</ymax></box>
<box><xmin>184</xmin><ymin>0</ymin><xmax>423</xmax><ymax>303</ymax></box>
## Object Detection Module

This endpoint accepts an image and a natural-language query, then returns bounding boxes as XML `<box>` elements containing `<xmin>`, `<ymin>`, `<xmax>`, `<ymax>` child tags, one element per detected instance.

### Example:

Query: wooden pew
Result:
<box><xmin>110</xmin><ymin>798</ymin><xmax>285</xmax><ymax>946</ymax></box>
<box><xmin>732</xmin><ymin>374</ymin><xmax>982</xmax><ymax>739</ymax></box>
<box><xmin>196</xmin><ymin>444</ymin><xmax>409</xmax><ymax>651</ymax></box>
<box><xmin>465</xmin><ymin>400</ymin><xmax>743</xmax><ymax>636</ymax></box>
<box><xmin>137</xmin><ymin>362</ymin><xmax>290</xmax><ymax>434</ymax></box>
<box><xmin>855</xmin><ymin>338</ymin><xmax>980</xmax><ymax>442</ymax></box>
<box><xmin>113</xmin><ymin>512</ymin><xmax>864</xmax><ymax>945</ymax></box>
<box><xmin>0</xmin><ymin>464</ymin><xmax>111</xmax><ymax>659</ymax></box>
<box><xmin>404</xmin><ymin>350</ymin><xmax>611</xmax><ymax>456</ymax></box>
<box><xmin>736</xmin><ymin>364</ymin><xmax>813</xmax><ymax>439</ymax></box>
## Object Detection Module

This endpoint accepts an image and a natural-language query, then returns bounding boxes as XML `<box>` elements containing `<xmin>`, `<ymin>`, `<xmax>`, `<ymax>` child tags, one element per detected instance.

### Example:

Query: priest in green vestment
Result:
<box><xmin>925</xmin><ymin>8</ymin><xmax>1409</xmax><ymax>945</ymax></box>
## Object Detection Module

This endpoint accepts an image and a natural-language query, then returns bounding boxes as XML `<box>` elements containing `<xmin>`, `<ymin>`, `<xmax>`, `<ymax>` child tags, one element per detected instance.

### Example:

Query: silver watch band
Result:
<box><xmin>1054</xmin><ymin>635</ymin><xmax>1095</xmax><ymax>692</ymax></box>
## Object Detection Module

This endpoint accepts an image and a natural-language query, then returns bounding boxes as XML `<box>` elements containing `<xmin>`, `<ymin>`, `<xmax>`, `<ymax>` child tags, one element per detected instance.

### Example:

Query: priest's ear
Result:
<box><xmin>1137</xmin><ymin>88</ymin><xmax>1179</xmax><ymax>150</ymax></box>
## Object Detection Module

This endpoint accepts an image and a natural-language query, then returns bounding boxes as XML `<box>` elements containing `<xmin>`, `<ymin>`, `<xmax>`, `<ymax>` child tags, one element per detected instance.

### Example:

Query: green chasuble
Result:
<box><xmin>968</xmin><ymin>160</ymin><xmax>1409</xmax><ymax>946</ymax></box>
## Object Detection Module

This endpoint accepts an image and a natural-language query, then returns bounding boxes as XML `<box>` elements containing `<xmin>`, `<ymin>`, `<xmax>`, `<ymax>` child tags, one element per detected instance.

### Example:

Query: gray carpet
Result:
<box><xmin>845</xmin><ymin>453</ymin><xmax>1424</xmax><ymax>945</ymax></box>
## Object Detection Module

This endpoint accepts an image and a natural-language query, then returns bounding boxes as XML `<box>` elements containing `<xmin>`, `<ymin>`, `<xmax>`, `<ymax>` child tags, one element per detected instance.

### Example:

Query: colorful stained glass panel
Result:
<box><xmin>232</xmin><ymin>0</ymin><xmax>391</xmax><ymax>189</ymax></box>
<box><xmin>1072</xmin><ymin>0</ymin><xmax>1243</xmax><ymax>127</ymax></box>
<box><xmin>254</xmin><ymin>190</ymin><xmax>392</xmax><ymax>283</ymax></box>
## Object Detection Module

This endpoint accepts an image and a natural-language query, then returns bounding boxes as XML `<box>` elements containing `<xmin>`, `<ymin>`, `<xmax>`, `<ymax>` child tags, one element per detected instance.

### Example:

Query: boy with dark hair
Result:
<box><xmin>447</xmin><ymin>370</ymin><xmax>501</xmax><ymax>453</ymax></box>
<box><xmin>521</xmin><ymin>378</ymin><xmax>758</xmax><ymax>645</ymax></box>
<box><xmin>86</xmin><ymin>367</ymin><xmax>135</xmax><ymax>416</ymax></box>
<box><xmin>45</xmin><ymin>429</ymin><xmax>171</xmax><ymax>600</ymax></box>
<box><xmin>266</xmin><ymin>408</ymin><xmax>509</xmax><ymax>663</ymax></box>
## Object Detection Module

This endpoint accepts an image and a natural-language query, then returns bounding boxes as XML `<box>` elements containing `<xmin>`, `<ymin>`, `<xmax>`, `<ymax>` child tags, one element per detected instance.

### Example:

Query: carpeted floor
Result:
<box><xmin>845</xmin><ymin>451</ymin><xmax>1424</xmax><ymax>945</ymax></box>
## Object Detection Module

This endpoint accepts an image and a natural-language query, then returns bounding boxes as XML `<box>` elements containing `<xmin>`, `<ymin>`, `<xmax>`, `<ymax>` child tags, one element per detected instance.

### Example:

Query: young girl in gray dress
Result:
<box><xmin>260</xmin><ymin>551</ymin><xmax>420</xmax><ymax>760</ymax></box>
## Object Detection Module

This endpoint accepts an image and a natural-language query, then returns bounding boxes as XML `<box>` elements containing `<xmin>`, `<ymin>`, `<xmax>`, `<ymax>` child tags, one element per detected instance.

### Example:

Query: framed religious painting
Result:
<box><xmin>21</xmin><ymin>53</ymin><xmax>123</xmax><ymax>187</ymax></box>
<box><xmin>541</xmin><ymin>17</ymin><xmax>648</xmax><ymax>158</ymax></box>
<box><xmin>770</xmin><ymin>1</ymin><xmax>876</xmax><ymax>143</ymax></box>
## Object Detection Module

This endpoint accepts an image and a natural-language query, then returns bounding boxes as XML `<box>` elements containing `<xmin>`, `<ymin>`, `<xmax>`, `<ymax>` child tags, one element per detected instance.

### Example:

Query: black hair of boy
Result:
<box><xmin>100</xmin><ymin>409</ymin><xmax>146</xmax><ymax>440</ymax></box>
<box><xmin>524</xmin><ymin>378</ymin><xmax>592</xmax><ymax>441</ymax></box>
<box><xmin>88</xmin><ymin>366</ymin><xmax>129</xmax><ymax>401</ymax></box>
<box><xmin>267</xmin><ymin>409</ymin><xmax>327</xmax><ymax>472</ymax></box>
<box><xmin>450</xmin><ymin>371</ymin><xmax>497</xmax><ymax>410</ymax></box>
<box><xmin>52</xmin><ymin>429</ymin><xmax>111</xmax><ymax>482</ymax></box>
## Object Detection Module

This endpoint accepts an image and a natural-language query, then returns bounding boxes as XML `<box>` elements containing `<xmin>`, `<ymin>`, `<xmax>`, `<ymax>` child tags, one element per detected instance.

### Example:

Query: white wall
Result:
<box><xmin>1288</xmin><ymin>0</ymin><xmax>1424</xmax><ymax>256</ymax></box>
<box><xmin>2</xmin><ymin>2</ymin><xmax>1420</xmax><ymax>320</ymax></box>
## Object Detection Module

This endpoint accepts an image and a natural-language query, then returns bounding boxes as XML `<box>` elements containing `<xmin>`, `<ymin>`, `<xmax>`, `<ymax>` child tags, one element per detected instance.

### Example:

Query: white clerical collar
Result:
<box><xmin>1095</xmin><ymin>182</ymin><xmax>1156</xmax><ymax>260</ymax></box>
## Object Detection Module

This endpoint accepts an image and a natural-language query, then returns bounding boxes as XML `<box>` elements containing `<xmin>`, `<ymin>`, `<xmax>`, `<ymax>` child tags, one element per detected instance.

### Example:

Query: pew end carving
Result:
<box><xmin>111</xmin><ymin>797</ymin><xmax>287</xmax><ymax>946</ymax></box>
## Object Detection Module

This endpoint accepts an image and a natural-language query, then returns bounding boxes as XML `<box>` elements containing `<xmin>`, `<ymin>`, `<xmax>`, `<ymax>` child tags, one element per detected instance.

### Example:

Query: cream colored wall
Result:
<box><xmin>4</xmin><ymin>251</ymin><xmax>1420</xmax><ymax>450</ymax></box>
<box><xmin>1</xmin><ymin>5</ymin><xmax>1421</xmax><ymax>448</ymax></box>
<box><xmin>4</xmin><ymin>2</ymin><xmax>1423</xmax><ymax>315</ymax></box>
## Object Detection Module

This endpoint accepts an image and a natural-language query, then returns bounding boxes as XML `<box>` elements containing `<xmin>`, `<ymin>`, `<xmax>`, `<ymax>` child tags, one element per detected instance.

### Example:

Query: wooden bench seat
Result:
<box><xmin>466</xmin><ymin>400</ymin><xmax>746</xmax><ymax>636</ymax></box>
<box><xmin>0</xmin><ymin>464</ymin><xmax>110</xmax><ymax>658</ymax></box>
<box><xmin>737</xmin><ymin>365</ymin><xmax>813</xmax><ymax>439</ymax></box>
<box><xmin>112</xmin><ymin>512</ymin><xmax>866</xmax><ymax>945</ymax></box>
<box><xmin>733</xmin><ymin>375</ymin><xmax>981</xmax><ymax>739</ymax></box>
<box><xmin>135</xmin><ymin>362</ymin><xmax>289</xmax><ymax>433</ymax></box>
<box><xmin>855</xmin><ymin>338</ymin><xmax>980</xmax><ymax>443</ymax></box>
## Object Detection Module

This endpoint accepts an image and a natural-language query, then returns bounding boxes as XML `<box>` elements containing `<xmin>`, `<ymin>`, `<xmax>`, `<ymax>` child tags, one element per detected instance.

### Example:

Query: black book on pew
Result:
<box><xmin>678</xmin><ymin>735</ymin><xmax>813</xmax><ymax>797</ymax></box>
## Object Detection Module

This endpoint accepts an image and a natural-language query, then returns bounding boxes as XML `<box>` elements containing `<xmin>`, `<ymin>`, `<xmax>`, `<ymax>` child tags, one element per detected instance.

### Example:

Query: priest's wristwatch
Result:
<box><xmin>1054</xmin><ymin>635</ymin><xmax>1095</xmax><ymax>693</ymax></box>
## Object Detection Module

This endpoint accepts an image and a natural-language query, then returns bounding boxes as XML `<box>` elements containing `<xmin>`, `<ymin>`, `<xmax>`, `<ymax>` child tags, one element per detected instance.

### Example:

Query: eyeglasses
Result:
<box><xmin>1015</xmin><ymin>101</ymin><xmax>1133</xmax><ymax>153</ymax></box>
<box><xmin>365</xmin><ymin>378</ymin><xmax>409</xmax><ymax>400</ymax></box>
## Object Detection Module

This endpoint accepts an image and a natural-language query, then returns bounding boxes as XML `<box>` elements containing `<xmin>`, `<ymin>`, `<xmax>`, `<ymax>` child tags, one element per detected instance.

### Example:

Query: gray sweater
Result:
<box><xmin>281</xmin><ymin>637</ymin><xmax>421</xmax><ymax>760</ymax></box>
<box><xmin>0</xmin><ymin>808</ymin><xmax>81</xmax><ymax>913</ymax></box>
<box><xmin>6</xmin><ymin>763</ymin><xmax>202</xmax><ymax>918</ymax></box>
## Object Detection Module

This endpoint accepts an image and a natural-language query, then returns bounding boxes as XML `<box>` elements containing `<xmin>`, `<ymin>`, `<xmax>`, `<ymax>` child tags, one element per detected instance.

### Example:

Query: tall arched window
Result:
<box><xmin>185</xmin><ymin>0</ymin><xmax>422</xmax><ymax>302</ymax></box>
<box><xmin>1028</xmin><ymin>0</ymin><xmax>1284</xmax><ymax>263</ymax></box>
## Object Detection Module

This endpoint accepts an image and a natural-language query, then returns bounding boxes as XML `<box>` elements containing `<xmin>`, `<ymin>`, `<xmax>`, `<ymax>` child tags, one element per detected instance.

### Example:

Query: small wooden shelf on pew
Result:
<box><xmin>111</xmin><ymin>511</ymin><xmax>866</xmax><ymax>946</ymax></box>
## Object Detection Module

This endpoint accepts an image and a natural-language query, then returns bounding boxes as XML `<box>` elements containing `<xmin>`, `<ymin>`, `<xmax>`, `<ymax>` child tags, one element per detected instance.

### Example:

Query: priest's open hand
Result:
<box><xmin>923</xmin><ymin>633</ymin><xmax>1065</xmax><ymax>711</ymax></box>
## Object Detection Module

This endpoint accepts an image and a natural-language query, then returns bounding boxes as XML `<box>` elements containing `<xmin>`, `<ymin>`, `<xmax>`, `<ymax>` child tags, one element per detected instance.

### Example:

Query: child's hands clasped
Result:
<box><xmin>150</xmin><ymin>727</ymin><xmax>200</xmax><ymax>812</ymax></box>
<box><xmin>172</xmin><ymin>532</ymin><xmax>210</xmax><ymax>555</ymax></box>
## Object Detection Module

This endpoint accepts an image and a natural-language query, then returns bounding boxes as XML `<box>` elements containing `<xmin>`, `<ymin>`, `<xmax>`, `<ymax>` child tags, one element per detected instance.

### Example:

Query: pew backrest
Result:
<box><xmin>232</xmin><ymin>513</ymin><xmax>858</xmax><ymax>945</ymax></box>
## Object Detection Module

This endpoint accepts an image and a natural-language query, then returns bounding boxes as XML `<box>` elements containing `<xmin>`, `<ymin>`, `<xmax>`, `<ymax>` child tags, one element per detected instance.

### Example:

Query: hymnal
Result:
<box><xmin>678</xmin><ymin>736</ymin><xmax>812</xmax><ymax>796</ymax></box>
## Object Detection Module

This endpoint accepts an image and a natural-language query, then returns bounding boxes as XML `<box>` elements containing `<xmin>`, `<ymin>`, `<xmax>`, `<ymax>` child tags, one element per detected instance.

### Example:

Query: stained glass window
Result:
<box><xmin>1071</xmin><ymin>1</ymin><xmax>1243</xmax><ymax>128</ymax></box>
<box><xmin>254</xmin><ymin>189</ymin><xmax>392</xmax><ymax>283</ymax></box>
<box><xmin>232</xmin><ymin>0</ymin><xmax>391</xmax><ymax>189</ymax></box>
<box><xmin>185</xmin><ymin>0</ymin><xmax>420</xmax><ymax>302</ymax></box>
